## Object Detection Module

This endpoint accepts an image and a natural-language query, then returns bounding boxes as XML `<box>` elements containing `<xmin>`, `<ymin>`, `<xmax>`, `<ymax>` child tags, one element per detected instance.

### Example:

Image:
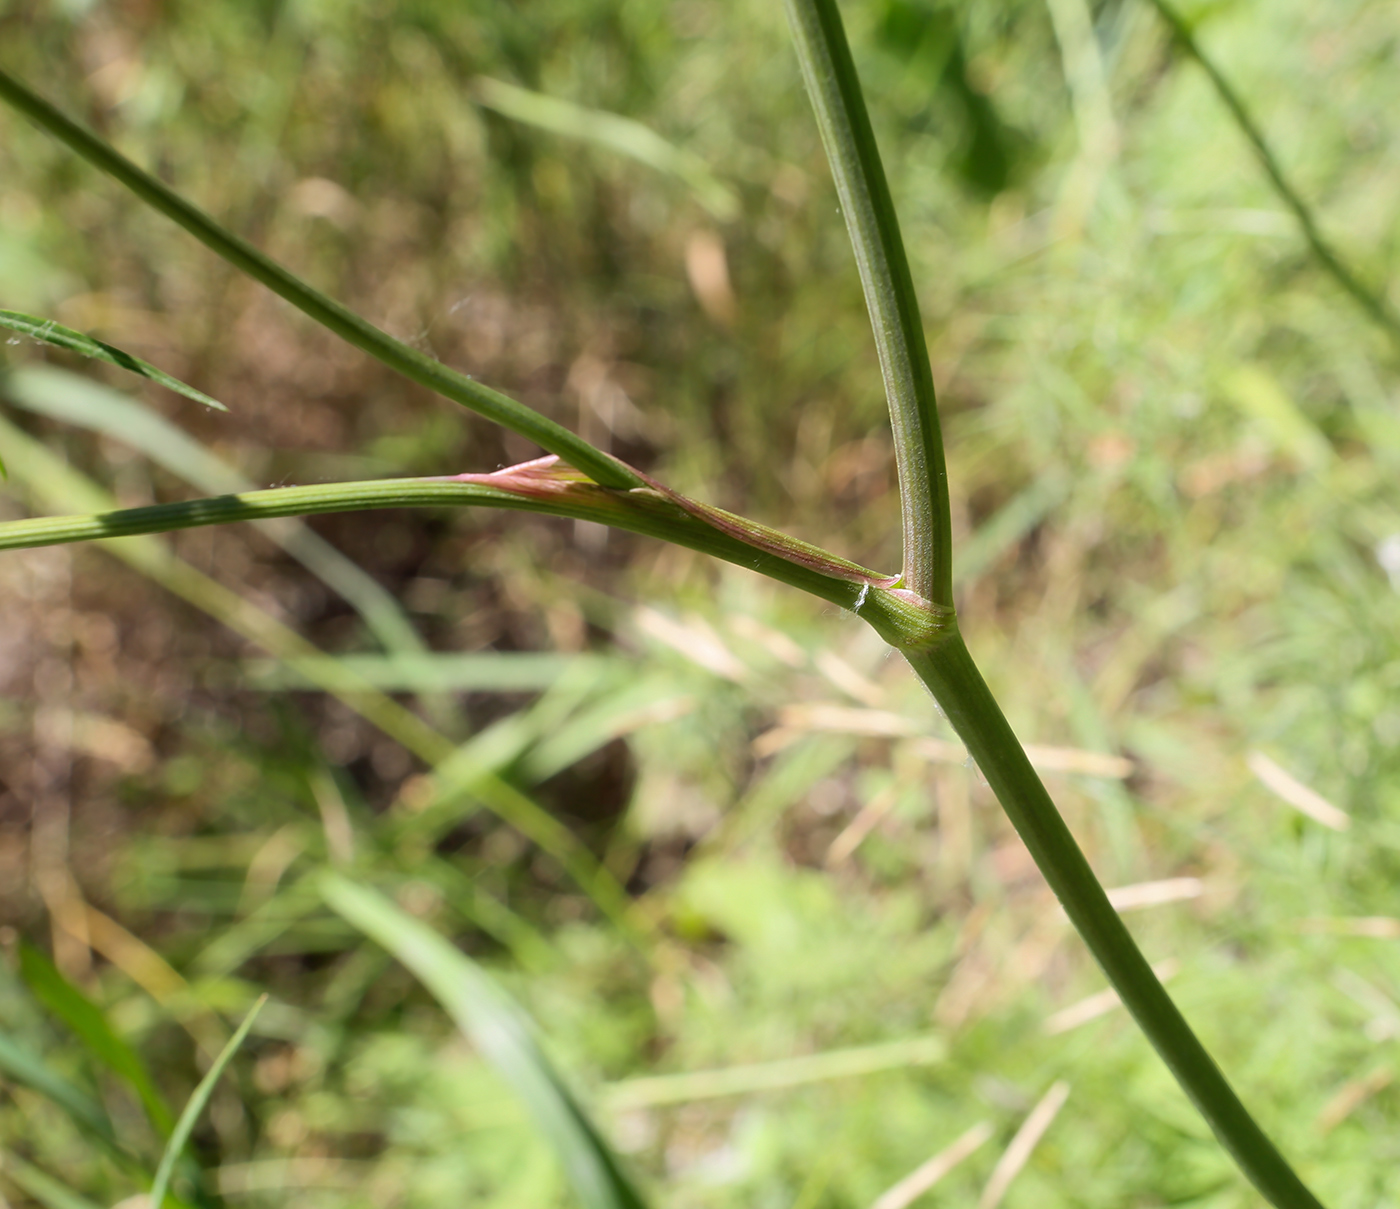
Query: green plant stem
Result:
<box><xmin>0</xmin><ymin>69</ymin><xmax>639</xmax><ymax>490</ymax></box>
<box><xmin>0</xmin><ymin>476</ymin><xmax>948</xmax><ymax>650</ymax></box>
<box><xmin>781</xmin><ymin>0</ymin><xmax>952</xmax><ymax>607</ymax></box>
<box><xmin>904</xmin><ymin>631</ymin><xmax>1325</xmax><ymax>1209</ymax></box>
<box><xmin>1145</xmin><ymin>0</ymin><xmax>1400</xmax><ymax>347</ymax></box>
<box><xmin>784</xmin><ymin>2</ymin><xmax>1324</xmax><ymax>1199</ymax></box>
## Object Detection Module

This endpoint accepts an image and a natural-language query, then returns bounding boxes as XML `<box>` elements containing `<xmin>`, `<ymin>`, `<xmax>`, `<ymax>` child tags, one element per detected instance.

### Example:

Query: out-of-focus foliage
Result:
<box><xmin>1</xmin><ymin>0</ymin><xmax>1399</xmax><ymax>1206</ymax></box>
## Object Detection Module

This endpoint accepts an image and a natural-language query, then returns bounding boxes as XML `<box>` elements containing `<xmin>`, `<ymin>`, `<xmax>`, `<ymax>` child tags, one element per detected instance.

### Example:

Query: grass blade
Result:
<box><xmin>321</xmin><ymin>874</ymin><xmax>648</xmax><ymax>1209</ymax></box>
<box><xmin>148</xmin><ymin>994</ymin><xmax>266</xmax><ymax>1209</ymax></box>
<box><xmin>4</xmin><ymin>365</ymin><xmax>424</xmax><ymax>655</ymax></box>
<box><xmin>472</xmin><ymin>77</ymin><xmax>738</xmax><ymax>221</ymax></box>
<box><xmin>244</xmin><ymin>650</ymin><xmax>608</xmax><ymax>693</ymax></box>
<box><xmin>0</xmin><ymin>69</ymin><xmax>636</xmax><ymax>489</ymax></box>
<box><xmin>0</xmin><ymin>309</ymin><xmax>226</xmax><ymax>411</ymax></box>
<box><xmin>1144</xmin><ymin>0</ymin><xmax>1400</xmax><ymax>347</ymax></box>
<box><xmin>0</xmin><ymin>1022</ymin><xmax>181</xmax><ymax>1193</ymax></box>
<box><xmin>19</xmin><ymin>940</ymin><xmax>176</xmax><ymax>1137</ymax></box>
<box><xmin>0</xmin><ymin>1154</ymin><xmax>105</xmax><ymax>1209</ymax></box>
<box><xmin>0</xmin><ymin>1026</ymin><xmax>119</xmax><ymax>1147</ymax></box>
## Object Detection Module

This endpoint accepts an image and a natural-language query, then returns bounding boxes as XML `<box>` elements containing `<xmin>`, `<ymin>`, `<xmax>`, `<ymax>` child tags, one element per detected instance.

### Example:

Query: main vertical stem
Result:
<box><xmin>782</xmin><ymin>0</ymin><xmax>952</xmax><ymax>607</ymax></box>
<box><xmin>906</xmin><ymin>633</ymin><xmax>1325</xmax><ymax>1209</ymax></box>
<box><xmin>784</xmin><ymin>0</ymin><xmax>1326</xmax><ymax>1199</ymax></box>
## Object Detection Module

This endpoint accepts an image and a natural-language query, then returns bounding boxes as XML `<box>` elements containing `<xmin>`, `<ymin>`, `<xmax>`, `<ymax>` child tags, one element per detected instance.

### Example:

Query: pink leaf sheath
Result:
<box><xmin>446</xmin><ymin>455</ymin><xmax>902</xmax><ymax>591</ymax></box>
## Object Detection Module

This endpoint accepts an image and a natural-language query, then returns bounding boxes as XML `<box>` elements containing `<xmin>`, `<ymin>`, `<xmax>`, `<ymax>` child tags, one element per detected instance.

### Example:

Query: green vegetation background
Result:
<box><xmin>1</xmin><ymin>0</ymin><xmax>1399</xmax><ymax>1205</ymax></box>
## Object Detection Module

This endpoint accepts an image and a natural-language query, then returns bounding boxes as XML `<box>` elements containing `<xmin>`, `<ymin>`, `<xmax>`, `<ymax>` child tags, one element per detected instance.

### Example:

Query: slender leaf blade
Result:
<box><xmin>243</xmin><ymin>650</ymin><xmax>608</xmax><ymax>693</ymax></box>
<box><xmin>19</xmin><ymin>940</ymin><xmax>176</xmax><ymax>1136</ymax></box>
<box><xmin>0</xmin><ymin>1153</ymin><xmax>105</xmax><ymax>1209</ymax></box>
<box><xmin>473</xmin><ymin>77</ymin><xmax>738</xmax><ymax>221</ymax></box>
<box><xmin>4</xmin><ymin>365</ymin><xmax>424</xmax><ymax>655</ymax></box>
<box><xmin>148</xmin><ymin>994</ymin><xmax>266</xmax><ymax>1209</ymax></box>
<box><xmin>0</xmin><ymin>1027</ymin><xmax>118</xmax><ymax>1146</ymax></box>
<box><xmin>0</xmin><ymin>309</ymin><xmax>226</xmax><ymax>411</ymax></box>
<box><xmin>321</xmin><ymin>874</ymin><xmax>648</xmax><ymax>1209</ymax></box>
<box><xmin>0</xmin><ymin>1022</ymin><xmax>186</xmax><ymax>1195</ymax></box>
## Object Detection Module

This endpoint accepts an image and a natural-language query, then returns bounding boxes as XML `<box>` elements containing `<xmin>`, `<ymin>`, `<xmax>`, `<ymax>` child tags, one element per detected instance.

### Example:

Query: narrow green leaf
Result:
<box><xmin>148</xmin><ymin>994</ymin><xmax>266</xmax><ymax>1209</ymax></box>
<box><xmin>388</xmin><ymin>658</ymin><xmax>622</xmax><ymax>849</ymax></box>
<box><xmin>0</xmin><ymin>1021</ymin><xmax>187</xmax><ymax>1198</ymax></box>
<box><xmin>4</xmin><ymin>365</ymin><xmax>424</xmax><ymax>655</ymax></box>
<box><xmin>243</xmin><ymin>650</ymin><xmax>610</xmax><ymax>693</ymax></box>
<box><xmin>0</xmin><ymin>309</ymin><xmax>227</xmax><ymax>411</ymax></box>
<box><xmin>472</xmin><ymin>77</ymin><xmax>739</xmax><ymax>221</ymax></box>
<box><xmin>321</xmin><ymin>875</ymin><xmax>649</xmax><ymax>1209</ymax></box>
<box><xmin>190</xmin><ymin>880</ymin><xmax>323</xmax><ymax>979</ymax></box>
<box><xmin>0</xmin><ymin>1026</ymin><xmax>119</xmax><ymax>1147</ymax></box>
<box><xmin>19</xmin><ymin>941</ymin><xmax>176</xmax><ymax>1137</ymax></box>
<box><xmin>0</xmin><ymin>1153</ymin><xmax>105</xmax><ymax>1209</ymax></box>
<box><xmin>518</xmin><ymin>675</ymin><xmax>692</xmax><ymax>785</ymax></box>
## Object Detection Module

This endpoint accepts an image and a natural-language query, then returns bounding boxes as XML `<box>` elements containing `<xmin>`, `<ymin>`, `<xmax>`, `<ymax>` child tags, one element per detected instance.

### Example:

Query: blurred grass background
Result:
<box><xmin>1</xmin><ymin>0</ymin><xmax>1399</xmax><ymax>1205</ymax></box>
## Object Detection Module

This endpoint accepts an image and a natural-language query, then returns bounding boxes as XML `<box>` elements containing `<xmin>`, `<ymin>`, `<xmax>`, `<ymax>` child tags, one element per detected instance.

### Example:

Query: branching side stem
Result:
<box><xmin>1146</xmin><ymin>0</ymin><xmax>1400</xmax><ymax>347</ymax></box>
<box><xmin>0</xmin><ymin>478</ymin><xmax>950</xmax><ymax>653</ymax></box>
<box><xmin>0</xmin><ymin>70</ymin><xmax>641</xmax><ymax>490</ymax></box>
<box><xmin>781</xmin><ymin>0</ymin><xmax>952</xmax><ymax>607</ymax></box>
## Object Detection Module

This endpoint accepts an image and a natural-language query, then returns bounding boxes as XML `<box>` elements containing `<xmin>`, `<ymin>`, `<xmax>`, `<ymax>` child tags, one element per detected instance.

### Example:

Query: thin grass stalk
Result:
<box><xmin>780</xmin><ymin>0</ymin><xmax>952</xmax><ymax>606</ymax></box>
<box><xmin>0</xmin><ymin>70</ymin><xmax>640</xmax><ymax>490</ymax></box>
<box><xmin>1144</xmin><ymin>0</ymin><xmax>1400</xmax><ymax>347</ymax></box>
<box><xmin>322</xmin><ymin>876</ymin><xmax>649</xmax><ymax>1209</ymax></box>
